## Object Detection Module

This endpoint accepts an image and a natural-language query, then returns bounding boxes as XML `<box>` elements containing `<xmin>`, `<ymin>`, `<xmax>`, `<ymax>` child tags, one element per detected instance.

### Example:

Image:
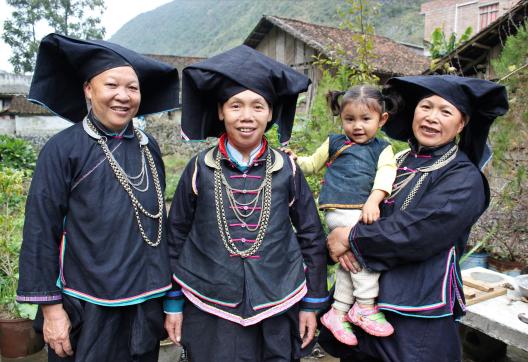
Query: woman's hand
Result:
<box><xmin>327</xmin><ymin>226</ymin><xmax>362</xmax><ymax>273</ymax></box>
<box><xmin>327</xmin><ymin>226</ymin><xmax>352</xmax><ymax>262</ymax></box>
<box><xmin>164</xmin><ymin>313</ymin><xmax>183</xmax><ymax>346</ymax></box>
<box><xmin>41</xmin><ymin>304</ymin><xmax>73</xmax><ymax>357</ymax></box>
<box><xmin>299</xmin><ymin>311</ymin><xmax>317</xmax><ymax>348</ymax></box>
<box><xmin>279</xmin><ymin>147</ymin><xmax>298</xmax><ymax>160</ymax></box>
<box><xmin>338</xmin><ymin>251</ymin><xmax>362</xmax><ymax>273</ymax></box>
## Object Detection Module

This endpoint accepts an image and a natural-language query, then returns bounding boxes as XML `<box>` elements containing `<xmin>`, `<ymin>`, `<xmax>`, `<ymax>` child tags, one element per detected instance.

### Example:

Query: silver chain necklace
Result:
<box><xmin>214</xmin><ymin>150</ymin><xmax>273</xmax><ymax>257</ymax></box>
<box><xmin>87</xmin><ymin>119</ymin><xmax>163</xmax><ymax>247</ymax></box>
<box><xmin>391</xmin><ymin>144</ymin><xmax>458</xmax><ymax>210</ymax></box>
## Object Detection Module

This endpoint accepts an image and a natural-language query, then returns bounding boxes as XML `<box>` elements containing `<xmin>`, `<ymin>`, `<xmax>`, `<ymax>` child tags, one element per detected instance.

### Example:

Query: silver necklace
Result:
<box><xmin>86</xmin><ymin>119</ymin><xmax>163</xmax><ymax>247</ymax></box>
<box><xmin>214</xmin><ymin>150</ymin><xmax>273</xmax><ymax>257</ymax></box>
<box><xmin>391</xmin><ymin>145</ymin><xmax>458</xmax><ymax>210</ymax></box>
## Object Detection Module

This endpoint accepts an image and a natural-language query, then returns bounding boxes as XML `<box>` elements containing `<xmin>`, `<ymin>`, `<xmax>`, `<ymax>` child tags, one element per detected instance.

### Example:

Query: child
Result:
<box><xmin>287</xmin><ymin>85</ymin><xmax>397</xmax><ymax>346</ymax></box>
<box><xmin>164</xmin><ymin>45</ymin><xmax>329</xmax><ymax>361</ymax></box>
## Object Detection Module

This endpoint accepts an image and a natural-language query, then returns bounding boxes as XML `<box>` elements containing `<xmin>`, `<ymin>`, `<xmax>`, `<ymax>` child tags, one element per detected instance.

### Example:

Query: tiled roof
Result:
<box><xmin>0</xmin><ymin>73</ymin><xmax>31</xmax><ymax>95</ymax></box>
<box><xmin>0</xmin><ymin>95</ymin><xmax>51</xmax><ymax>116</ymax></box>
<box><xmin>244</xmin><ymin>15</ymin><xmax>430</xmax><ymax>76</ymax></box>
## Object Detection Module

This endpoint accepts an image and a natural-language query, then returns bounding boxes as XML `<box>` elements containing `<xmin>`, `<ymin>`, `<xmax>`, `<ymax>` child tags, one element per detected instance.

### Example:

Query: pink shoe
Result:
<box><xmin>321</xmin><ymin>308</ymin><xmax>358</xmax><ymax>346</ymax></box>
<box><xmin>346</xmin><ymin>303</ymin><xmax>394</xmax><ymax>337</ymax></box>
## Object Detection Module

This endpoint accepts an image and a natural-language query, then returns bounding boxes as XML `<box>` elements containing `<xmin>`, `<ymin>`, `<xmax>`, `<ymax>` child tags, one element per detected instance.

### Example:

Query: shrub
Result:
<box><xmin>491</xmin><ymin>21</ymin><xmax>528</xmax><ymax>79</ymax></box>
<box><xmin>0</xmin><ymin>135</ymin><xmax>37</xmax><ymax>171</ymax></box>
<box><xmin>0</xmin><ymin>167</ymin><xmax>35</xmax><ymax>319</ymax></box>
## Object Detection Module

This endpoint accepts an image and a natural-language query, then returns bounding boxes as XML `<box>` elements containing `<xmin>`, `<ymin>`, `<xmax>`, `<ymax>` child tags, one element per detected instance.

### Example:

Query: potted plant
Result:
<box><xmin>0</xmin><ymin>167</ymin><xmax>43</xmax><ymax>358</ymax></box>
<box><xmin>459</xmin><ymin>227</ymin><xmax>496</xmax><ymax>270</ymax></box>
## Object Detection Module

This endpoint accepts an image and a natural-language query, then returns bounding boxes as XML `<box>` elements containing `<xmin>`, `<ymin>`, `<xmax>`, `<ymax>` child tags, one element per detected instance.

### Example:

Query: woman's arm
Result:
<box><xmin>288</xmin><ymin>165</ymin><xmax>329</xmax><ymax>310</ymax></box>
<box><xmin>17</xmin><ymin>140</ymin><xmax>70</xmax><ymax>304</ymax></box>
<box><xmin>164</xmin><ymin>157</ymin><xmax>198</xmax><ymax>312</ymax></box>
<box><xmin>350</xmin><ymin>164</ymin><xmax>487</xmax><ymax>271</ymax></box>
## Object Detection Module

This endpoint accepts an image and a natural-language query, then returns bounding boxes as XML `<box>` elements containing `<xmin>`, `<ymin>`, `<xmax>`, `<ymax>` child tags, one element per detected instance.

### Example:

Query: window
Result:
<box><xmin>479</xmin><ymin>3</ymin><xmax>499</xmax><ymax>29</ymax></box>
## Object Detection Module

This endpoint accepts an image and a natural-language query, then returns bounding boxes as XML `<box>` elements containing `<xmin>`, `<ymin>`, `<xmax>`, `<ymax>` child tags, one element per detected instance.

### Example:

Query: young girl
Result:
<box><xmin>288</xmin><ymin>85</ymin><xmax>397</xmax><ymax>346</ymax></box>
<box><xmin>164</xmin><ymin>45</ymin><xmax>329</xmax><ymax>361</ymax></box>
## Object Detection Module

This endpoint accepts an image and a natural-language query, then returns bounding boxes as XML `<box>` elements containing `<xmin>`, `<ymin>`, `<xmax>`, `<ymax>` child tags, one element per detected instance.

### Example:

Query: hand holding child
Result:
<box><xmin>279</xmin><ymin>147</ymin><xmax>298</xmax><ymax>160</ymax></box>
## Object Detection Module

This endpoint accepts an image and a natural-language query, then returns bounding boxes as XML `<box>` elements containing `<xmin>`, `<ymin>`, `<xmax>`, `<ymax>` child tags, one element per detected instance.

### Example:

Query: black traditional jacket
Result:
<box><xmin>167</xmin><ymin>144</ymin><xmax>329</xmax><ymax>326</ymax></box>
<box><xmin>350</xmin><ymin>140</ymin><xmax>488</xmax><ymax>319</ymax></box>
<box><xmin>17</xmin><ymin>117</ymin><xmax>172</xmax><ymax>306</ymax></box>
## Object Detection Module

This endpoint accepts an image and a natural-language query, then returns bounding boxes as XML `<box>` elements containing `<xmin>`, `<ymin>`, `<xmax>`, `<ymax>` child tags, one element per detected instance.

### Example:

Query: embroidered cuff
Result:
<box><xmin>300</xmin><ymin>295</ymin><xmax>330</xmax><ymax>310</ymax></box>
<box><xmin>16</xmin><ymin>292</ymin><xmax>63</xmax><ymax>304</ymax></box>
<box><xmin>348</xmin><ymin>225</ymin><xmax>369</xmax><ymax>270</ymax></box>
<box><xmin>165</xmin><ymin>289</ymin><xmax>184</xmax><ymax>300</ymax></box>
<box><xmin>164</xmin><ymin>298</ymin><xmax>184</xmax><ymax>313</ymax></box>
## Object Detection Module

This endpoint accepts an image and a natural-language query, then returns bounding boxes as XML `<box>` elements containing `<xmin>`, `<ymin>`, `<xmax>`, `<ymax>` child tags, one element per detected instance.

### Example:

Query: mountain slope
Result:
<box><xmin>110</xmin><ymin>0</ymin><xmax>427</xmax><ymax>57</ymax></box>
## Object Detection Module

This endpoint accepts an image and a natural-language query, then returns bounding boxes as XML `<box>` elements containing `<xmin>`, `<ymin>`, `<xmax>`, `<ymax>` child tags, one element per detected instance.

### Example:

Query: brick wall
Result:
<box><xmin>421</xmin><ymin>0</ymin><xmax>520</xmax><ymax>43</ymax></box>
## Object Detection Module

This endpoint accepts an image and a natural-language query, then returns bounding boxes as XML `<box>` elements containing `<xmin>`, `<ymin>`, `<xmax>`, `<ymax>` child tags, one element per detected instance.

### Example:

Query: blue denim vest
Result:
<box><xmin>318</xmin><ymin>134</ymin><xmax>389</xmax><ymax>209</ymax></box>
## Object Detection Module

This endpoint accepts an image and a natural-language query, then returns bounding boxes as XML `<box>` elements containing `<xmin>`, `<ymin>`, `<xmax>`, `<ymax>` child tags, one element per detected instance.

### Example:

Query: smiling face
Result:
<box><xmin>341</xmin><ymin>101</ymin><xmax>388</xmax><ymax>144</ymax></box>
<box><xmin>218</xmin><ymin>89</ymin><xmax>272</xmax><ymax>161</ymax></box>
<box><xmin>412</xmin><ymin>95</ymin><xmax>465</xmax><ymax>148</ymax></box>
<box><xmin>83</xmin><ymin>66</ymin><xmax>141</xmax><ymax>132</ymax></box>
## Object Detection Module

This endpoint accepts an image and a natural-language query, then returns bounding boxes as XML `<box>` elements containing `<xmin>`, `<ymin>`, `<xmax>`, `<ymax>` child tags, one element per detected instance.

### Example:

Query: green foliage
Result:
<box><xmin>163</xmin><ymin>154</ymin><xmax>188</xmax><ymax>201</ymax></box>
<box><xmin>2</xmin><ymin>0</ymin><xmax>44</xmax><ymax>74</ymax></box>
<box><xmin>0</xmin><ymin>135</ymin><xmax>37</xmax><ymax>171</ymax></box>
<box><xmin>429</xmin><ymin>26</ymin><xmax>472</xmax><ymax>73</ymax></box>
<box><xmin>469</xmin><ymin>65</ymin><xmax>528</xmax><ymax>262</ymax></box>
<box><xmin>429</xmin><ymin>26</ymin><xmax>472</xmax><ymax>59</ymax></box>
<box><xmin>491</xmin><ymin>22</ymin><xmax>528</xmax><ymax>79</ymax></box>
<box><xmin>2</xmin><ymin>0</ymin><xmax>106</xmax><ymax>74</ymax></box>
<box><xmin>43</xmin><ymin>0</ymin><xmax>106</xmax><ymax>39</ymax></box>
<box><xmin>0</xmin><ymin>168</ymin><xmax>34</xmax><ymax>319</ymax></box>
<box><xmin>111</xmin><ymin>0</ymin><xmax>428</xmax><ymax>57</ymax></box>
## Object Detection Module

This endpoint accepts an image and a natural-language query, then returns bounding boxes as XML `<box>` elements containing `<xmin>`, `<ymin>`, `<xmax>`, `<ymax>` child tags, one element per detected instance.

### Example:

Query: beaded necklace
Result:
<box><xmin>86</xmin><ymin>118</ymin><xmax>164</xmax><ymax>247</ymax></box>
<box><xmin>391</xmin><ymin>144</ymin><xmax>458</xmax><ymax>210</ymax></box>
<box><xmin>214</xmin><ymin>149</ymin><xmax>273</xmax><ymax>258</ymax></box>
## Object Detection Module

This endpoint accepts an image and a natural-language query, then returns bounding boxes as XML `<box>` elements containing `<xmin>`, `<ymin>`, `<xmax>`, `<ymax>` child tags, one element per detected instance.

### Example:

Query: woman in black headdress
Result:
<box><xmin>16</xmin><ymin>33</ymin><xmax>179</xmax><ymax>361</ymax></box>
<box><xmin>163</xmin><ymin>45</ymin><xmax>329</xmax><ymax>361</ymax></box>
<box><xmin>321</xmin><ymin>75</ymin><xmax>508</xmax><ymax>362</ymax></box>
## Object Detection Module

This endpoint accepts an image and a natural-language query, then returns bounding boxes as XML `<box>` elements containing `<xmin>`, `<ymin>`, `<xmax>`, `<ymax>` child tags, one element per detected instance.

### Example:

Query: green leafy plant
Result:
<box><xmin>0</xmin><ymin>135</ymin><xmax>37</xmax><ymax>172</ymax></box>
<box><xmin>0</xmin><ymin>167</ymin><xmax>36</xmax><ymax>319</ymax></box>
<box><xmin>429</xmin><ymin>26</ymin><xmax>472</xmax><ymax>72</ymax></box>
<box><xmin>491</xmin><ymin>21</ymin><xmax>528</xmax><ymax>80</ymax></box>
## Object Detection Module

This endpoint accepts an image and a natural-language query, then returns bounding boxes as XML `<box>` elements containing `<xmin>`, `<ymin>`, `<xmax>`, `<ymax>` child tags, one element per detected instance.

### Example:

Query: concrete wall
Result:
<box><xmin>0</xmin><ymin>111</ymin><xmax>212</xmax><ymax>157</ymax></box>
<box><xmin>421</xmin><ymin>0</ymin><xmax>519</xmax><ymax>42</ymax></box>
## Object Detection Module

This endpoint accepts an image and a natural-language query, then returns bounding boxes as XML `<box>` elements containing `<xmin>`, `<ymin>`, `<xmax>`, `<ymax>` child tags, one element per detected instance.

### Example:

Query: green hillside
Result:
<box><xmin>110</xmin><ymin>0</ymin><xmax>428</xmax><ymax>57</ymax></box>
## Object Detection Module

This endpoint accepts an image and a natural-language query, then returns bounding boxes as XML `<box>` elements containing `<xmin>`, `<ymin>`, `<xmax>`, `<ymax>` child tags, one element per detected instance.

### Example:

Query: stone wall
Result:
<box><xmin>144</xmin><ymin>111</ymin><xmax>215</xmax><ymax>157</ymax></box>
<box><xmin>0</xmin><ymin>111</ymin><xmax>214</xmax><ymax>157</ymax></box>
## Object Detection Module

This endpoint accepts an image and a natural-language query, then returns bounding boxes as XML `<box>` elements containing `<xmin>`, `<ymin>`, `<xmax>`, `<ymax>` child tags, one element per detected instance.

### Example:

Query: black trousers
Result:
<box><xmin>319</xmin><ymin>312</ymin><xmax>462</xmax><ymax>362</ymax></box>
<box><xmin>181</xmin><ymin>302</ymin><xmax>314</xmax><ymax>362</ymax></box>
<box><xmin>35</xmin><ymin>295</ymin><xmax>166</xmax><ymax>362</ymax></box>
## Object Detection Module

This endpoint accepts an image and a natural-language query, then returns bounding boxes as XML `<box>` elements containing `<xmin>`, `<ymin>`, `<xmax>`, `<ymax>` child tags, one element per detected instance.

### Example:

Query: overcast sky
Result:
<box><xmin>0</xmin><ymin>0</ymin><xmax>173</xmax><ymax>72</ymax></box>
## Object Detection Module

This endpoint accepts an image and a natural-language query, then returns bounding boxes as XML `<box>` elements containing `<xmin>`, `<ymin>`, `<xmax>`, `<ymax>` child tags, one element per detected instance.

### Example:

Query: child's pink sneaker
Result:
<box><xmin>321</xmin><ymin>308</ymin><xmax>358</xmax><ymax>346</ymax></box>
<box><xmin>346</xmin><ymin>303</ymin><xmax>394</xmax><ymax>337</ymax></box>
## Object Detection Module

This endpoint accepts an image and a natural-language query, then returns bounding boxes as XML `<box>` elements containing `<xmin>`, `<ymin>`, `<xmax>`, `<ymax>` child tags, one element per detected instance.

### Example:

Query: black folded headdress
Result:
<box><xmin>181</xmin><ymin>45</ymin><xmax>311</xmax><ymax>144</ymax></box>
<box><xmin>382</xmin><ymin>75</ymin><xmax>508</xmax><ymax>169</ymax></box>
<box><xmin>28</xmin><ymin>33</ymin><xmax>180</xmax><ymax>123</ymax></box>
